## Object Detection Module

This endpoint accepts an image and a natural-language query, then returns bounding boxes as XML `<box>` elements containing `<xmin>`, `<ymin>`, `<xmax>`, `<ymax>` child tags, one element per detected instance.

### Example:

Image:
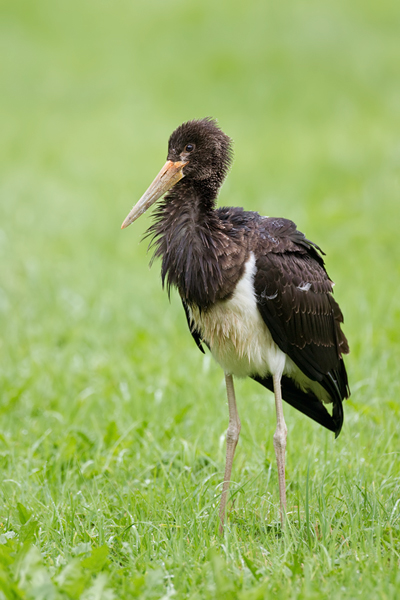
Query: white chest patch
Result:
<box><xmin>188</xmin><ymin>252</ymin><xmax>332</xmax><ymax>404</ymax></box>
<box><xmin>188</xmin><ymin>252</ymin><xmax>288</xmax><ymax>379</ymax></box>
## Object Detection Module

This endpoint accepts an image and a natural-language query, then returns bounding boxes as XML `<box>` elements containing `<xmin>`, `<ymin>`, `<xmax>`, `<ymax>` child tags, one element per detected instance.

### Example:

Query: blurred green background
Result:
<box><xmin>1</xmin><ymin>0</ymin><xmax>400</xmax><ymax>597</ymax></box>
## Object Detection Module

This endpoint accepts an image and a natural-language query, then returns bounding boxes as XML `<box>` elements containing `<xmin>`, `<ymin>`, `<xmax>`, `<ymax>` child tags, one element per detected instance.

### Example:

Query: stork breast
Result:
<box><xmin>188</xmin><ymin>252</ymin><xmax>288</xmax><ymax>378</ymax></box>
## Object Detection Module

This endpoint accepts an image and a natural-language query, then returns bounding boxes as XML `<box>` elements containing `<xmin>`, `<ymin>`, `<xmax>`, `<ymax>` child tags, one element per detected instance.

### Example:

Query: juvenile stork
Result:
<box><xmin>121</xmin><ymin>118</ymin><xmax>350</xmax><ymax>530</ymax></box>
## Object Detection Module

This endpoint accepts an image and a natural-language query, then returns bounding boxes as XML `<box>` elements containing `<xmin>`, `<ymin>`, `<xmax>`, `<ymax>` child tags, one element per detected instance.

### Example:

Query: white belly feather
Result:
<box><xmin>188</xmin><ymin>252</ymin><xmax>331</xmax><ymax>404</ymax></box>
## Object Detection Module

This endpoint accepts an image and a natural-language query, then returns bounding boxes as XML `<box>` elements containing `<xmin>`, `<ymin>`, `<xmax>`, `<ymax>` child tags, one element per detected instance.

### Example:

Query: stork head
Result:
<box><xmin>121</xmin><ymin>118</ymin><xmax>233</xmax><ymax>229</ymax></box>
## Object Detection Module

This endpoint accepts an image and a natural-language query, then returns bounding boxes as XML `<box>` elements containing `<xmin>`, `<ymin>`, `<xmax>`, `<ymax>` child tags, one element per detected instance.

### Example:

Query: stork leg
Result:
<box><xmin>272</xmin><ymin>373</ymin><xmax>288</xmax><ymax>525</ymax></box>
<box><xmin>218</xmin><ymin>373</ymin><xmax>241</xmax><ymax>534</ymax></box>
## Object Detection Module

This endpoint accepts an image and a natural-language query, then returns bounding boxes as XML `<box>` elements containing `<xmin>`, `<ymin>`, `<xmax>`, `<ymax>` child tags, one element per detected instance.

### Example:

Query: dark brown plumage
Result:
<box><xmin>182</xmin><ymin>212</ymin><xmax>349</xmax><ymax>436</ymax></box>
<box><xmin>121</xmin><ymin>118</ymin><xmax>350</xmax><ymax>530</ymax></box>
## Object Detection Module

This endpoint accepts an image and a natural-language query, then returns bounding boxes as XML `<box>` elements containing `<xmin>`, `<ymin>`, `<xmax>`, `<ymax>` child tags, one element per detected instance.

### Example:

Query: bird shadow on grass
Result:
<box><xmin>221</xmin><ymin>472</ymin><xmax>285</xmax><ymax>539</ymax></box>
<box><xmin>228</xmin><ymin>513</ymin><xmax>284</xmax><ymax>540</ymax></box>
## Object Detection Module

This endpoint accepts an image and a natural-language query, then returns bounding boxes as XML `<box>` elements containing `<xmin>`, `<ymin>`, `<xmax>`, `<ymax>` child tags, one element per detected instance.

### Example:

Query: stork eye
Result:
<box><xmin>185</xmin><ymin>144</ymin><xmax>195</xmax><ymax>152</ymax></box>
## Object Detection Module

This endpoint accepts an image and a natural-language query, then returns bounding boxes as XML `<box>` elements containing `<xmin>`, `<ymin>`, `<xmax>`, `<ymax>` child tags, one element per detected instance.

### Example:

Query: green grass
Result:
<box><xmin>1</xmin><ymin>0</ymin><xmax>400</xmax><ymax>597</ymax></box>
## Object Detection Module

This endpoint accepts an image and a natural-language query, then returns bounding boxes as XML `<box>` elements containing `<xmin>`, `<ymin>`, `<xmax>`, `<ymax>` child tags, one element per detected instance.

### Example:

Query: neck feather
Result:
<box><xmin>144</xmin><ymin>180</ymin><xmax>226</xmax><ymax>307</ymax></box>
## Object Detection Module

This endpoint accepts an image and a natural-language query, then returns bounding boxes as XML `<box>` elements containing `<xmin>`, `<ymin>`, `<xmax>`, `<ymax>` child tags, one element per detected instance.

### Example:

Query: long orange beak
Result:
<box><xmin>121</xmin><ymin>160</ymin><xmax>187</xmax><ymax>229</ymax></box>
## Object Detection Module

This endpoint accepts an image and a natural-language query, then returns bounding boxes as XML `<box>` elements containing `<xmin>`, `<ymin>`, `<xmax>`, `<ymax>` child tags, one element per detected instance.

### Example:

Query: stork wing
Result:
<box><xmin>253</xmin><ymin>218</ymin><xmax>350</xmax><ymax>404</ymax></box>
<box><xmin>181</xmin><ymin>298</ymin><xmax>205</xmax><ymax>354</ymax></box>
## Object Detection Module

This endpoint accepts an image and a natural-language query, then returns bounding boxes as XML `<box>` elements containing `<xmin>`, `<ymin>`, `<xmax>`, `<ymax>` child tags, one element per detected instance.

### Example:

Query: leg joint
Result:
<box><xmin>226</xmin><ymin>420</ymin><xmax>241</xmax><ymax>444</ymax></box>
<box><xmin>273</xmin><ymin>425</ymin><xmax>287</xmax><ymax>451</ymax></box>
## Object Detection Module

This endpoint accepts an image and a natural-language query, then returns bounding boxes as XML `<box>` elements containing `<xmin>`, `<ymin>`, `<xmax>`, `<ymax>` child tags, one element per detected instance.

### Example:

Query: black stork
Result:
<box><xmin>121</xmin><ymin>118</ymin><xmax>350</xmax><ymax>530</ymax></box>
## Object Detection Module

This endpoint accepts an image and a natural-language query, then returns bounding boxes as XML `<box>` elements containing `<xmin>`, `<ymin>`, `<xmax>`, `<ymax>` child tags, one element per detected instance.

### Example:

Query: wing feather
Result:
<box><xmin>181</xmin><ymin>299</ymin><xmax>205</xmax><ymax>354</ymax></box>
<box><xmin>253</xmin><ymin>218</ymin><xmax>350</xmax><ymax>405</ymax></box>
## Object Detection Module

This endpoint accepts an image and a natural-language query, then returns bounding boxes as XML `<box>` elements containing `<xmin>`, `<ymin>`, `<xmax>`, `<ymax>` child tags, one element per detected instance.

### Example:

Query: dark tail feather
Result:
<box><xmin>252</xmin><ymin>374</ymin><xmax>343</xmax><ymax>437</ymax></box>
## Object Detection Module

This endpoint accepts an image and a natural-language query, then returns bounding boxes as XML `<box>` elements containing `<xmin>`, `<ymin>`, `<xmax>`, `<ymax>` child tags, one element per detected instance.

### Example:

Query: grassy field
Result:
<box><xmin>1</xmin><ymin>0</ymin><xmax>400</xmax><ymax>597</ymax></box>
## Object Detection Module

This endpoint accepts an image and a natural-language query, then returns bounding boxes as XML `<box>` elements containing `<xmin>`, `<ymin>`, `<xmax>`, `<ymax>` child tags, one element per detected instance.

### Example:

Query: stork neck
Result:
<box><xmin>146</xmin><ymin>178</ymin><xmax>225</xmax><ymax>308</ymax></box>
<box><xmin>167</xmin><ymin>177</ymin><xmax>219</xmax><ymax>215</ymax></box>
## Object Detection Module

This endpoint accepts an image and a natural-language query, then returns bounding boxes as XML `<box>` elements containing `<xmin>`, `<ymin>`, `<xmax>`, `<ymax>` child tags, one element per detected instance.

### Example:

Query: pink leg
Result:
<box><xmin>272</xmin><ymin>373</ymin><xmax>287</xmax><ymax>525</ymax></box>
<box><xmin>218</xmin><ymin>373</ymin><xmax>241</xmax><ymax>534</ymax></box>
